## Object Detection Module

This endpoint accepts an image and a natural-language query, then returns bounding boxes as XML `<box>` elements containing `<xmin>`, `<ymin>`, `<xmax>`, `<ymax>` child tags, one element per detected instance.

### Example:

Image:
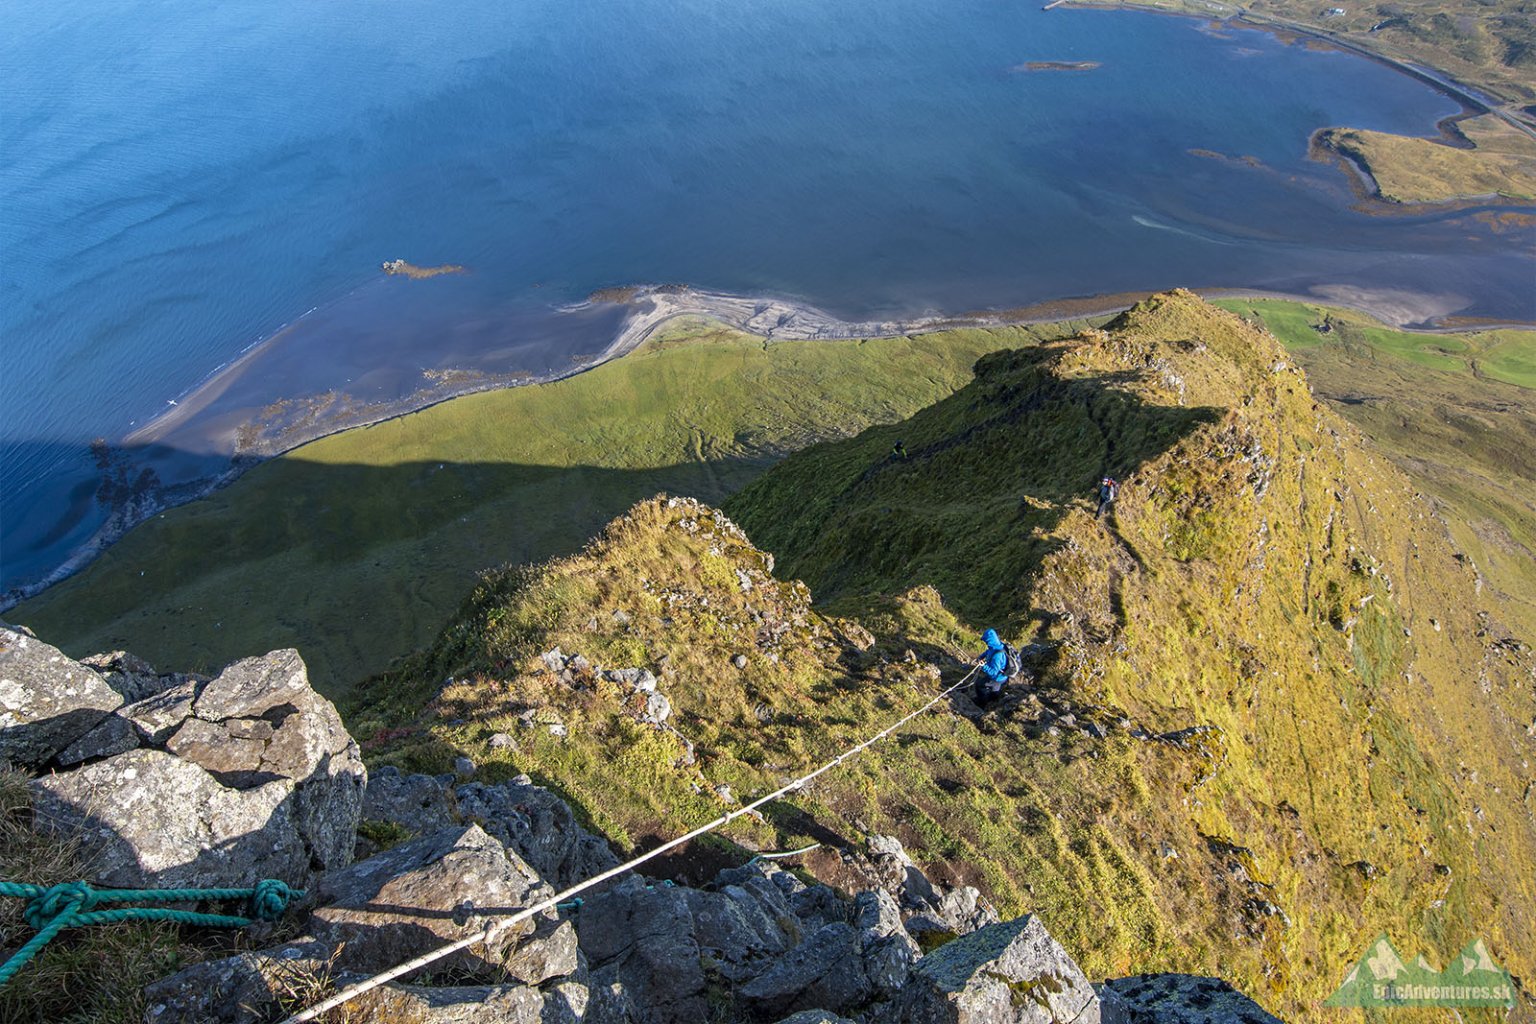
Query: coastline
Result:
<box><xmin>1049</xmin><ymin>0</ymin><xmax>1535</xmax><ymax>140</ymax></box>
<box><xmin>6</xmin><ymin>282</ymin><xmax>1526</xmax><ymax>614</ymax></box>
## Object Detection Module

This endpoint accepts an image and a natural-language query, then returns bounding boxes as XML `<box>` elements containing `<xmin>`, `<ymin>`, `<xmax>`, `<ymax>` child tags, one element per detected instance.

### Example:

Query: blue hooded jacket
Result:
<box><xmin>979</xmin><ymin>628</ymin><xmax>1009</xmax><ymax>683</ymax></box>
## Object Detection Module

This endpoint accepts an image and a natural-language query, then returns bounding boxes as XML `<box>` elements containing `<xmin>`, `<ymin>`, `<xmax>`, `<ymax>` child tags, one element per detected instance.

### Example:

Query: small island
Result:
<box><xmin>1315</xmin><ymin>115</ymin><xmax>1536</xmax><ymax>204</ymax></box>
<box><xmin>1012</xmin><ymin>60</ymin><xmax>1102</xmax><ymax>72</ymax></box>
<box><xmin>380</xmin><ymin>258</ymin><xmax>467</xmax><ymax>280</ymax></box>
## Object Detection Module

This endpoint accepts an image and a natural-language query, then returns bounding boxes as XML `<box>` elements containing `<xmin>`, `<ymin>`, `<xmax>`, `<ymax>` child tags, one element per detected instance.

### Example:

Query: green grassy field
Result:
<box><xmin>10</xmin><ymin>317</ymin><xmax>1094</xmax><ymax>693</ymax></box>
<box><xmin>1316</xmin><ymin>117</ymin><xmax>1536</xmax><ymax>205</ymax></box>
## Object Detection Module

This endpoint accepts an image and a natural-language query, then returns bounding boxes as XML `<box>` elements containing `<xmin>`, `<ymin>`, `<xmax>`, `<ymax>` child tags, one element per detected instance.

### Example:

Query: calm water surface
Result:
<box><xmin>3</xmin><ymin>0</ymin><xmax>1533</xmax><ymax>591</ymax></box>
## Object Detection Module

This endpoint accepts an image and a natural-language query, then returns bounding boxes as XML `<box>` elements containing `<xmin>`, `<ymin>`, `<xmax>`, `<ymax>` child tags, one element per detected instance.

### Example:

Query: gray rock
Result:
<box><xmin>489</xmin><ymin>732</ymin><xmax>517</xmax><ymax>751</ymax></box>
<box><xmin>141</xmin><ymin>940</ymin><xmax>334</xmax><ymax>1024</ymax></box>
<box><xmin>739</xmin><ymin>922</ymin><xmax>871</xmax><ymax>1018</ymax></box>
<box><xmin>774</xmin><ymin>1013</ymin><xmax>859</xmax><ymax>1024</ymax></box>
<box><xmin>364</xmin><ymin>765</ymin><xmax>458</xmax><ymax>837</ymax></box>
<box><xmin>540</xmin><ymin>647</ymin><xmax>567</xmax><ymax>672</ymax></box>
<box><xmin>352</xmin><ymin>980</ymin><xmax>590</xmax><ymax>1024</ymax></box>
<box><xmin>856</xmin><ymin>889</ymin><xmax>921</xmax><ymax>997</ymax></box>
<box><xmin>165</xmin><ymin>716</ymin><xmax>267</xmax><ymax>775</ymax></box>
<box><xmin>897</xmin><ymin>914</ymin><xmax>1100</xmax><ymax>1024</ymax></box>
<box><xmin>193</xmin><ymin>649</ymin><xmax>312</xmax><ymax>720</ymax></box>
<box><xmin>79</xmin><ymin>650</ymin><xmax>165</xmax><ymax>702</ymax></box>
<box><xmin>682</xmin><ymin>883</ymin><xmax>795</xmax><ymax>983</ymax></box>
<box><xmin>55</xmin><ymin>713</ymin><xmax>139</xmax><ymax>766</ymax></box>
<box><xmin>641</xmin><ymin>691</ymin><xmax>671</xmax><ymax>725</ymax></box>
<box><xmin>634</xmin><ymin>670</ymin><xmax>658</xmax><ymax>693</ymax></box>
<box><xmin>312</xmin><ymin>824</ymin><xmax>557</xmax><ymax>977</ymax></box>
<box><xmin>577</xmin><ymin>879</ymin><xmax>707</xmax><ymax>1021</ymax></box>
<box><xmin>611</xmin><ymin>609</ymin><xmax>632</xmax><ymax>626</ymax></box>
<box><xmin>31</xmin><ymin>649</ymin><xmax>364</xmax><ymax>889</ymax></box>
<box><xmin>454</xmin><ymin>755</ymin><xmax>477</xmax><ymax>779</ymax></box>
<box><xmin>503</xmin><ymin>916</ymin><xmax>581</xmax><ymax>986</ymax></box>
<box><xmin>119</xmin><ymin>678</ymin><xmax>199</xmax><ymax>743</ymax></box>
<box><xmin>30</xmin><ymin>747</ymin><xmax>350</xmax><ymax>890</ymax></box>
<box><xmin>0</xmin><ymin>627</ymin><xmax>122</xmax><ymax>766</ymax></box>
<box><xmin>455</xmin><ymin>778</ymin><xmax>618</xmax><ymax>889</ymax></box>
<box><xmin>1097</xmin><ymin>974</ymin><xmax>1281</xmax><ymax>1023</ymax></box>
<box><xmin>733</xmin><ymin>654</ymin><xmax>749</xmax><ymax>669</ymax></box>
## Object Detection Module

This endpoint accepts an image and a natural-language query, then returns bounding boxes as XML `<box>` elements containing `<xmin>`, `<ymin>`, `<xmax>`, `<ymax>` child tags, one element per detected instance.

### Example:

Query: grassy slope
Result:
<box><xmin>1317</xmin><ymin>117</ymin><xmax>1536</xmax><ymax>203</ymax></box>
<box><xmin>11</xmin><ymin>318</ymin><xmax>1090</xmax><ymax>694</ymax></box>
<box><xmin>361</xmin><ymin>293</ymin><xmax>1536</xmax><ymax>1021</ymax></box>
<box><xmin>1217</xmin><ymin>298</ymin><xmax>1536</xmax><ymax>637</ymax></box>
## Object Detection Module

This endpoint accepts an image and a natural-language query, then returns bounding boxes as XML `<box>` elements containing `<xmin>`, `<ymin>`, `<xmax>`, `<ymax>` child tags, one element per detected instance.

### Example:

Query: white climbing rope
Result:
<box><xmin>745</xmin><ymin>842</ymin><xmax>822</xmax><ymax>865</ymax></box>
<box><xmin>279</xmin><ymin>665</ymin><xmax>981</xmax><ymax>1023</ymax></box>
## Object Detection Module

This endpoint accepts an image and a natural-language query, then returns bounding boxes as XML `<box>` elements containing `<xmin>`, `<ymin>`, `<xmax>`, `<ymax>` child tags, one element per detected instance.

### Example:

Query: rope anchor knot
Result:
<box><xmin>25</xmin><ymin>881</ymin><xmax>99</xmax><ymax>932</ymax></box>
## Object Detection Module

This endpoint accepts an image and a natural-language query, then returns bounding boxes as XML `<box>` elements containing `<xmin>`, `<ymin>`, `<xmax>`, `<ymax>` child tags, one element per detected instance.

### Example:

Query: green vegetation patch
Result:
<box><xmin>11</xmin><ymin>317</ymin><xmax>1092</xmax><ymax>694</ymax></box>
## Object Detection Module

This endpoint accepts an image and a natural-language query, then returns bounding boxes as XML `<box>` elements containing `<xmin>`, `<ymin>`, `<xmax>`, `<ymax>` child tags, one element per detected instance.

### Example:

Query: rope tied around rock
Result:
<box><xmin>0</xmin><ymin>878</ymin><xmax>304</xmax><ymax>987</ymax></box>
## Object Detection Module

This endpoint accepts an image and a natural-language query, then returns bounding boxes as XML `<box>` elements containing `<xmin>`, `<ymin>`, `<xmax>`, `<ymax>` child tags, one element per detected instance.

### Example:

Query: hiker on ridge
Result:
<box><xmin>1096</xmin><ymin>476</ymin><xmax>1118</xmax><ymax>518</ymax></box>
<box><xmin>973</xmin><ymin>628</ymin><xmax>1019</xmax><ymax>707</ymax></box>
<box><xmin>891</xmin><ymin>439</ymin><xmax>908</xmax><ymax>460</ymax></box>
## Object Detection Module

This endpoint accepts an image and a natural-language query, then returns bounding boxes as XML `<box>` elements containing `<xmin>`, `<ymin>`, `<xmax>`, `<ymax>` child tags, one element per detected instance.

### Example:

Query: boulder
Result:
<box><xmin>30</xmin><ymin>649</ymin><xmax>364</xmax><ymax>889</ymax></box>
<box><xmin>576</xmin><ymin>878</ymin><xmax>708</xmax><ymax>1021</ymax></box>
<box><xmin>774</xmin><ymin>1013</ymin><xmax>859</xmax><ymax>1024</ymax></box>
<box><xmin>0</xmin><ymin>627</ymin><xmax>122</xmax><ymax>766</ymax></box>
<box><xmin>739</xmin><ymin>923</ymin><xmax>872</xmax><ymax>1019</ymax></box>
<box><xmin>856</xmin><ymin>888</ymin><xmax>921</xmax><ymax>997</ymax></box>
<box><xmin>897</xmin><ymin>914</ymin><xmax>1100</xmax><ymax>1024</ymax></box>
<box><xmin>141</xmin><ymin>939</ymin><xmax>335</xmax><ymax>1024</ymax></box>
<box><xmin>1097</xmin><ymin>974</ymin><xmax>1281</xmax><ymax>1023</ymax></box>
<box><xmin>455</xmin><ymin>777</ymin><xmax>618</xmax><ymax>889</ymax></box>
<box><xmin>683</xmin><ymin>881</ymin><xmax>796</xmax><ymax>983</ymax></box>
<box><xmin>311</xmin><ymin>825</ymin><xmax>566</xmax><ymax>979</ymax></box>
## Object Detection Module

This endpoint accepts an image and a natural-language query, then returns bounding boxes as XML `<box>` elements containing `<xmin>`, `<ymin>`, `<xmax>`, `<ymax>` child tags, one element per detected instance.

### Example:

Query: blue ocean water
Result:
<box><xmin>2</xmin><ymin>0</ymin><xmax>1532</xmax><ymax>592</ymax></box>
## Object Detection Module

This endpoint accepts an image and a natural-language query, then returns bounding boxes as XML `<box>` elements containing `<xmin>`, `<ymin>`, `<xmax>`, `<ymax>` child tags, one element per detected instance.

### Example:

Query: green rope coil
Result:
<box><xmin>0</xmin><ymin>878</ymin><xmax>304</xmax><ymax>987</ymax></box>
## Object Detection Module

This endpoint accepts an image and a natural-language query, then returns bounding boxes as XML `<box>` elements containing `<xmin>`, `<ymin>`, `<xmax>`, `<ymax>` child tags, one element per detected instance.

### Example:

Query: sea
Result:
<box><xmin>3</xmin><ymin>0</ymin><xmax>1533</xmax><ymax>595</ymax></box>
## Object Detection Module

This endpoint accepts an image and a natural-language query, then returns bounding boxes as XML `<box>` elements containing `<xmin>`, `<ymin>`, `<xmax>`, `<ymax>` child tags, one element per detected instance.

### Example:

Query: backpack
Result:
<box><xmin>1002</xmin><ymin>642</ymin><xmax>1022</xmax><ymax>680</ymax></box>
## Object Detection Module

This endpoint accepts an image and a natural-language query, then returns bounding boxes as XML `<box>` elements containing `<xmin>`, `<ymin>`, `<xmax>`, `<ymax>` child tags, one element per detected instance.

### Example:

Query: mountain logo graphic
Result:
<box><xmin>1326</xmin><ymin>934</ymin><xmax>1515</xmax><ymax>1008</ymax></box>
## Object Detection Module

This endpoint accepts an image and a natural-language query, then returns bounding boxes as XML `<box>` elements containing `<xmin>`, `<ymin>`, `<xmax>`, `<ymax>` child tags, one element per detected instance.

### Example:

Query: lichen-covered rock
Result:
<box><xmin>312</xmin><ymin>824</ymin><xmax>562</xmax><ymax>978</ymax></box>
<box><xmin>576</xmin><ymin>878</ymin><xmax>708</xmax><ymax>1021</ymax></box>
<box><xmin>55</xmin><ymin>711</ymin><xmax>138</xmax><ymax>766</ymax></box>
<box><xmin>856</xmin><ymin>888</ymin><xmax>921</xmax><ymax>997</ymax></box>
<box><xmin>141</xmin><ymin>939</ymin><xmax>334</xmax><ymax>1024</ymax></box>
<box><xmin>30</xmin><ymin>648</ymin><xmax>364</xmax><ymax>889</ymax></box>
<box><xmin>739</xmin><ymin>923</ymin><xmax>872</xmax><ymax>1019</ymax></box>
<box><xmin>897</xmin><ymin>914</ymin><xmax>1100</xmax><ymax>1024</ymax></box>
<box><xmin>0</xmin><ymin>627</ymin><xmax>122</xmax><ymax>765</ymax></box>
<box><xmin>773</xmin><ymin>1012</ymin><xmax>859</xmax><ymax>1024</ymax></box>
<box><xmin>1097</xmin><ymin>974</ymin><xmax>1281</xmax><ymax>1023</ymax></box>
<box><xmin>455</xmin><ymin>777</ymin><xmax>618</xmax><ymax>889</ymax></box>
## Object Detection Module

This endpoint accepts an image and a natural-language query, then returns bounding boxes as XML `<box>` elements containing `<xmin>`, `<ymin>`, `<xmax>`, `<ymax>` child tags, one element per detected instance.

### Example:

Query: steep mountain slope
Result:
<box><xmin>12</xmin><ymin>317</ymin><xmax>1086</xmax><ymax>692</ymax></box>
<box><xmin>363</xmin><ymin>292</ymin><xmax>1534</xmax><ymax>1019</ymax></box>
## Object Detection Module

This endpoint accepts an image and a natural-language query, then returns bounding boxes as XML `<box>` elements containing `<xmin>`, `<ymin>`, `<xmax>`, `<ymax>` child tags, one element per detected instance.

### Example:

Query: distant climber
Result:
<box><xmin>891</xmin><ymin>440</ymin><xmax>909</xmax><ymax>460</ymax></box>
<box><xmin>973</xmin><ymin>628</ymin><xmax>1021</xmax><ymax>707</ymax></box>
<box><xmin>1096</xmin><ymin>476</ymin><xmax>1118</xmax><ymax>518</ymax></box>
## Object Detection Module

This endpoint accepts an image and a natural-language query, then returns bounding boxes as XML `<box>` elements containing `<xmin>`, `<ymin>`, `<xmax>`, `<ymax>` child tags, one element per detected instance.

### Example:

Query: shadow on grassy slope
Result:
<box><xmin>12</xmin><ymin>318</ymin><xmax>1092</xmax><ymax>694</ymax></box>
<box><xmin>725</xmin><ymin>343</ymin><xmax>1223</xmax><ymax>635</ymax></box>
<box><xmin>12</xmin><ymin>455</ymin><xmax>772</xmax><ymax>695</ymax></box>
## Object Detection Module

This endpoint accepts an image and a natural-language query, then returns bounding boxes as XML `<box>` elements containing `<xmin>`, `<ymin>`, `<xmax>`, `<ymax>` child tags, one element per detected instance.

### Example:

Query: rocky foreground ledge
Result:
<box><xmin>2</xmin><ymin>625</ymin><xmax>1280</xmax><ymax>1024</ymax></box>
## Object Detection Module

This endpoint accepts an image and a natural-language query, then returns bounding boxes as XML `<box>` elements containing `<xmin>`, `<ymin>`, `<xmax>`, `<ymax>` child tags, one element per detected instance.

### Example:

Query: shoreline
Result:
<box><xmin>1051</xmin><ymin>0</ymin><xmax>1535</xmax><ymax>140</ymax></box>
<box><xmin>5</xmin><ymin>282</ymin><xmax>1527</xmax><ymax>614</ymax></box>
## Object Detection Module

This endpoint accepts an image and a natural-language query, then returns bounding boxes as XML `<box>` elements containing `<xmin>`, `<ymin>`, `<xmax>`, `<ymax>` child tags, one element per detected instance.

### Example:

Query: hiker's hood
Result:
<box><xmin>982</xmin><ymin>628</ymin><xmax>1003</xmax><ymax>650</ymax></box>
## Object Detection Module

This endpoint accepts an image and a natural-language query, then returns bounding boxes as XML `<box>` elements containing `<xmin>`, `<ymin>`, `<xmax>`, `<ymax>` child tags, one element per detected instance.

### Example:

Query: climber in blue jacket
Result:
<box><xmin>973</xmin><ymin>628</ymin><xmax>1015</xmax><ymax>707</ymax></box>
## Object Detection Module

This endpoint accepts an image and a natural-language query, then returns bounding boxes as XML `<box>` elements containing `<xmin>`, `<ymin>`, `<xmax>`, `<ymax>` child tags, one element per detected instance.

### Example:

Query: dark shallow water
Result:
<box><xmin>3</xmin><ymin>0</ymin><xmax>1533</xmax><ymax>592</ymax></box>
